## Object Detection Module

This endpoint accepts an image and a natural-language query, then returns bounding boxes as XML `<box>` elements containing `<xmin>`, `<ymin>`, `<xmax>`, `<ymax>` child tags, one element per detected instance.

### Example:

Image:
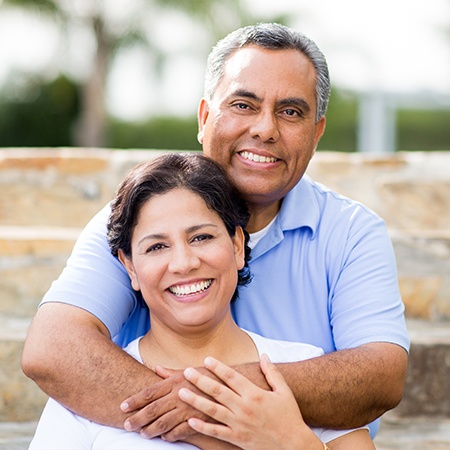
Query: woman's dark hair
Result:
<box><xmin>107</xmin><ymin>152</ymin><xmax>252</xmax><ymax>302</ymax></box>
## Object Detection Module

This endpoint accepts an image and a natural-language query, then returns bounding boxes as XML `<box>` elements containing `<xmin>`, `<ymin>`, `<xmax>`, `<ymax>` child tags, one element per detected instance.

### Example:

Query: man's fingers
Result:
<box><xmin>120</xmin><ymin>378</ymin><xmax>168</xmax><ymax>413</ymax></box>
<box><xmin>124</xmin><ymin>395</ymin><xmax>175</xmax><ymax>432</ymax></box>
<box><xmin>160</xmin><ymin>420</ymin><xmax>196</xmax><ymax>443</ymax></box>
<box><xmin>138</xmin><ymin>409</ymin><xmax>192</xmax><ymax>440</ymax></box>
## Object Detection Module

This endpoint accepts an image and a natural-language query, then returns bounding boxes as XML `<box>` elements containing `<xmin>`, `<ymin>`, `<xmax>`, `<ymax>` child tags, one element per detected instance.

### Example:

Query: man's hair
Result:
<box><xmin>204</xmin><ymin>22</ymin><xmax>331</xmax><ymax>122</ymax></box>
<box><xmin>107</xmin><ymin>152</ymin><xmax>252</xmax><ymax>302</ymax></box>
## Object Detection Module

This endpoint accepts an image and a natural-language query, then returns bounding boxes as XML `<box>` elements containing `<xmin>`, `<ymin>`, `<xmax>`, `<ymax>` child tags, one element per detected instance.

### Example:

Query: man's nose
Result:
<box><xmin>249</xmin><ymin>110</ymin><xmax>280</xmax><ymax>142</ymax></box>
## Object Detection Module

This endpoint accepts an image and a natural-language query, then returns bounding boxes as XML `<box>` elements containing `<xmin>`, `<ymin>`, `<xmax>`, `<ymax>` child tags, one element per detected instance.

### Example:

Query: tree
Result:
<box><xmin>1</xmin><ymin>0</ymin><xmax>257</xmax><ymax>148</ymax></box>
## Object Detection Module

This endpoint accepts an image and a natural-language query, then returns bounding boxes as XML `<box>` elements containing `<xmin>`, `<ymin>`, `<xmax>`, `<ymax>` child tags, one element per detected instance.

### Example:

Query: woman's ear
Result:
<box><xmin>118</xmin><ymin>249</ymin><xmax>140</xmax><ymax>291</ymax></box>
<box><xmin>233</xmin><ymin>226</ymin><xmax>246</xmax><ymax>270</ymax></box>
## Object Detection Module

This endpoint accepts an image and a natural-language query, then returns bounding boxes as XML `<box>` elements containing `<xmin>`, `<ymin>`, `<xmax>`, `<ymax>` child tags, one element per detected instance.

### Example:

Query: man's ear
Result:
<box><xmin>118</xmin><ymin>249</ymin><xmax>140</xmax><ymax>291</ymax></box>
<box><xmin>312</xmin><ymin>116</ymin><xmax>326</xmax><ymax>155</ymax></box>
<box><xmin>233</xmin><ymin>226</ymin><xmax>246</xmax><ymax>270</ymax></box>
<box><xmin>197</xmin><ymin>98</ymin><xmax>210</xmax><ymax>144</ymax></box>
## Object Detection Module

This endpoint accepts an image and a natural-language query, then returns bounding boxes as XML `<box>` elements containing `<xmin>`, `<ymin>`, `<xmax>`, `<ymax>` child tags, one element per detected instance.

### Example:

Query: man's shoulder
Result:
<box><xmin>279</xmin><ymin>176</ymin><xmax>383</xmax><ymax>237</ymax></box>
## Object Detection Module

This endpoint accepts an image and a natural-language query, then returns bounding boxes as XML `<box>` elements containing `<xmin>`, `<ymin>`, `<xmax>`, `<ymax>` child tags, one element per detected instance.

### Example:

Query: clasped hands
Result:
<box><xmin>120</xmin><ymin>355</ymin><xmax>318</xmax><ymax>450</ymax></box>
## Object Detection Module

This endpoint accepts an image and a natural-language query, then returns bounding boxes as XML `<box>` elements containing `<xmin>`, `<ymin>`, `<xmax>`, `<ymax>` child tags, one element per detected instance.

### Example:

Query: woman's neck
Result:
<box><xmin>139</xmin><ymin>313</ymin><xmax>258</xmax><ymax>371</ymax></box>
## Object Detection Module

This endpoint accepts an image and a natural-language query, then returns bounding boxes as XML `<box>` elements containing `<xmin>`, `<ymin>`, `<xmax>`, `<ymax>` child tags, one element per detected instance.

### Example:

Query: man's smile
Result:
<box><xmin>238</xmin><ymin>151</ymin><xmax>279</xmax><ymax>164</ymax></box>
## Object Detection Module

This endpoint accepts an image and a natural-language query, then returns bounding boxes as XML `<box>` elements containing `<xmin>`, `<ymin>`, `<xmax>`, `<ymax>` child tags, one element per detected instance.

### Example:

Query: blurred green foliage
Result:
<box><xmin>0</xmin><ymin>75</ymin><xmax>79</xmax><ymax>147</ymax></box>
<box><xmin>109</xmin><ymin>116</ymin><xmax>201</xmax><ymax>151</ymax></box>
<box><xmin>317</xmin><ymin>89</ymin><xmax>358</xmax><ymax>152</ymax></box>
<box><xmin>0</xmin><ymin>75</ymin><xmax>449</xmax><ymax>151</ymax></box>
<box><xmin>397</xmin><ymin>109</ymin><xmax>450</xmax><ymax>151</ymax></box>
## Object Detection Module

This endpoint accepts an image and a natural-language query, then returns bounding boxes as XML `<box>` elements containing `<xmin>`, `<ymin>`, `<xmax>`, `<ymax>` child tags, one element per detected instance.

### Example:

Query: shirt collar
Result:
<box><xmin>250</xmin><ymin>175</ymin><xmax>320</xmax><ymax>259</ymax></box>
<box><xmin>277</xmin><ymin>174</ymin><xmax>320</xmax><ymax>238</ymax></box>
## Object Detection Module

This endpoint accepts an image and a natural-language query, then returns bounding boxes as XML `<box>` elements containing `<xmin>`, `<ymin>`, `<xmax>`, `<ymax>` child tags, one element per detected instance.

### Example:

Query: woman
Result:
<box><xmin>29</xmin><ymin>153</ymin><xmax>374</xmax><ymax>449</ymax></box>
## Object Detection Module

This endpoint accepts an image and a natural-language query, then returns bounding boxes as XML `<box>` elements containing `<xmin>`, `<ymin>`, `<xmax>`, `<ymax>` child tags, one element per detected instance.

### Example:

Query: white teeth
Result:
<box><xmin>169</xmin><ymin>280</ymin><xmax>212</xmax><ymax>297</ymax></box>
<box><xmin>240</xmin><ymin>151</ymin><xmax>277</xmax><ymax>163</ymax></box>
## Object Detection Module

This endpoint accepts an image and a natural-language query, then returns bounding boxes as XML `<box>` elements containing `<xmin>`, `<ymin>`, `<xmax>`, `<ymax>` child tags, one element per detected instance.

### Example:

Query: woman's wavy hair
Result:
<box><xmin>107</xmin><ymin>152</ymin><xmax>252</xmax><ymax>303</ymax></box>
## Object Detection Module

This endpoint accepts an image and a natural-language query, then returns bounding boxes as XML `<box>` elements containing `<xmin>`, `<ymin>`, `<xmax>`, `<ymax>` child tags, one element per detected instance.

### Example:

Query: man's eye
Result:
<box><xmin>284</xmin><ymin>109</ymin><xmax>300</xmax><ymax>117</ymax></box>
<box><xmin>234</xmin><ymin>103</ymin><xmax>250</xmax><ymax>110</ymax></box>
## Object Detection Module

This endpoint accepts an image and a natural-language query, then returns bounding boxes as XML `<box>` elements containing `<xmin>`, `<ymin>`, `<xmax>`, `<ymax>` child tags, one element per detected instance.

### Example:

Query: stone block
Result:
<box><xmin>392</xmin><ymin>231</ymin><xmax>450</xmax><ymax>321</ymax></box>
<box><xmin>0</xmin><ymin>227</ymin><xmax>78</xmax><ymax>318</ymax></box>
<box><xmin>396</xmin><ymin>320</ymin><xmax>450</xmax><ymax>417</ymax></box>
<box><xmin>0</xmin><ymin>317</ymin><xmax>47</xmax><ymax>422</ymax></box>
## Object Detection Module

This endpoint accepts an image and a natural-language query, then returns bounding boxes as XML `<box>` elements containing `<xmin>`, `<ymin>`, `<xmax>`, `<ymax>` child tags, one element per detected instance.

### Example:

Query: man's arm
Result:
<box><xmin>22</xmin><ymin>302</ymin><xmax>158</xmax><ymax>427</ymax></box>
<box><xmin>22</xmin><ymin>303</ymin><xmax>243</xmax><ymax>450</ymax></box>
<box><xmin>248</xmin><ymin>342</ymin><xmax>408</xmax><ymax>429</ymax></box>
<box><xmin>122</xmin><ymin>341</ymin><xmax>407</xmax><ymax>441</ymax></box>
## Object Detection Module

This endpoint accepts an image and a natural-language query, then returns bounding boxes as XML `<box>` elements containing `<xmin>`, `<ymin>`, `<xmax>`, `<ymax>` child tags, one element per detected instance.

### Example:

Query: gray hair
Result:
<box><xmin>204</xmin><ymin>23</ymin><xmax>331</xmax><ymax>122</ymax></box>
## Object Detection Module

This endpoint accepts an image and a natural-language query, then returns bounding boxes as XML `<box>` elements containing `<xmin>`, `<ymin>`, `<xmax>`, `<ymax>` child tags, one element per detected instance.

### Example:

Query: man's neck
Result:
<box><xmin>246</xmin><ymin>200</ymin><xmax>281</xmax><ymax>233</ymax></box>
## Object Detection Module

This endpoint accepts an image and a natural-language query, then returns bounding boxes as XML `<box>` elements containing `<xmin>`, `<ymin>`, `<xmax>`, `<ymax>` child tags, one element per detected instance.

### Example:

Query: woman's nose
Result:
<box><xmin>168</xmin><ymin>244</ymin><xmax>201</xmax><ymax>273</ymax></box>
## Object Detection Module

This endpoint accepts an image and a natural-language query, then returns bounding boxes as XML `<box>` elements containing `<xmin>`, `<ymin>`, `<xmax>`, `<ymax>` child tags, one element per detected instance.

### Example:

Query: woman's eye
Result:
<box><xmin>146</xmin><ymin>243</ymin><xmax>166</xmax><ymax>253</ymax></box>
<box><xmin>192</xmin><ymin>234</ymin><xmax>213</xmax><ymax>243</ymax></box>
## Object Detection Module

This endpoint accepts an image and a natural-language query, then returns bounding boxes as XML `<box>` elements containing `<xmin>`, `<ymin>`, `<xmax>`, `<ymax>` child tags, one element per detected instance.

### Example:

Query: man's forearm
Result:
<box><xmin>22</xmin><ymin>303</ymin><xmax>158</xmax><ymax>427</ymax></box>
<box><xmin>237</xmin><ymin>343</ymin><xmax>408</xmax><ymax>429</ymax></box>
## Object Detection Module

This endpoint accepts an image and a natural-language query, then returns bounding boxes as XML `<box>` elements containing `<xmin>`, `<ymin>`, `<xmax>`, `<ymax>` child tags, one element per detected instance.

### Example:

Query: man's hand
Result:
<box><xmin>121</xmin><ymin>366</ymin><xmax>217</xmax><ymax>441</ymax></box>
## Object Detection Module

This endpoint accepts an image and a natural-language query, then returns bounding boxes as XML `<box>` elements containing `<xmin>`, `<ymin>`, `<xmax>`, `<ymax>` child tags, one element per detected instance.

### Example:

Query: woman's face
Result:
<box><xmin>119</xmin><ymin>188</ymin><xmax>245</xmax><ymax>335</ymax></box>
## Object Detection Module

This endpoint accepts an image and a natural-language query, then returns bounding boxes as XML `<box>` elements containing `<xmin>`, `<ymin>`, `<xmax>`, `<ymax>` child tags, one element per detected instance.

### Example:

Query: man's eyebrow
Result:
<box><xmin>229</xmin><ymin>90</ymin><xmax>311</xmax><ymax>114</ymax></box>
<box><xmin>229</xmin><ymin>89</ymin><xmax>262</xmax><ymax>102</ymax></box>
<box><xmin>278</xmin><ymin>97</ymin><xmax>311</xmax><ymax>114</ymax></box>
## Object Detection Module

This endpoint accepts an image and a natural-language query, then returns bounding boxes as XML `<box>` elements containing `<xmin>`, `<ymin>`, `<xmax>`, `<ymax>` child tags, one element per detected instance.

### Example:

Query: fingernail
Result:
<box><xmin>179</xmin><ymin>388</ymin><xmax>190</xmax><ymax>400</ymax></box>
<box><xmin>204</xmin><ymin>356</ymin><xmax>213</xmax><ymax>367</ymax></box>
<box><xmin>184</xmin><ymin>367</ymin><xmax>193</xmax><ymax>379</ymax></box>
<box><xmin>124</xmin><ymin>419</ymin><xmax>132</xmax><ymax>431</ymax></box>
<box><xmin>188</xmin><ymin>418</ymin><xmax>198</xmax><ymax>428</ymax></box>
<box><xmin>120</xmin><ymin>402</ymin><xmax>129</xmax><ymax>412</ymax></box>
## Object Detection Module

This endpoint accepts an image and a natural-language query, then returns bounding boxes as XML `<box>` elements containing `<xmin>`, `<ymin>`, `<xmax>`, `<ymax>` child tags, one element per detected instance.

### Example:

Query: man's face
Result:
<box><xmin>198</xmin><ymin>46</ymin><xmax>326</xmax><ymax>209</ymax></box>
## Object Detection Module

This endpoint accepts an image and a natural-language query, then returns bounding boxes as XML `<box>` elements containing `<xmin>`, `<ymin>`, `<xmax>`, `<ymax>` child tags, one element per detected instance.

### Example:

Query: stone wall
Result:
<box><xmin>1</xmin><ymin>147</ymin><xmax>449</xmax><ymax>421</ymax></box>
<box><xmin>1</xmin><ymin>148</ymin><xmax>449</xmax><ymax>322</ymax></box>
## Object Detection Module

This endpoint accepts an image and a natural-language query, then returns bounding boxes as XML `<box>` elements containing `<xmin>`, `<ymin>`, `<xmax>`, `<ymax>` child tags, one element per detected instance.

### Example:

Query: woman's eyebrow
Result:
<box><xmin>137</xmin><ymin>224</ymin><xmax>218</xmax><ymax>245</ymax></box>
<box><xmin>185</xmin><ymin>223</ymin><xmax>218</xmax><ymax>233</ymax></box>
<box><xmin>137</xmin><ymin>233</ymin><xmax>167</xmax><ymax>246</ymax></box>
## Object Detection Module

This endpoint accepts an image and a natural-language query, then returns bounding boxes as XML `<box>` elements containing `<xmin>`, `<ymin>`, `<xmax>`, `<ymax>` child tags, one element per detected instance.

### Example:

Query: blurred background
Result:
<box><xmin>0</xmin><ymin>0</ymin><xmax>449</xmax><ymax>152</ymax></box>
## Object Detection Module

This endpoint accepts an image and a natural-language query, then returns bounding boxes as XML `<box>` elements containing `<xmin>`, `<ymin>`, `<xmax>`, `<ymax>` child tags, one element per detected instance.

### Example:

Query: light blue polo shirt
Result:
<box><xmin>42</xmin><ymin>174</ymin><xmax>409</xmax><ymax>437</ymax></box>
<box><xmin>43</xmin><ymin>172</ymin><xmax>409</xmax><ymax>358</ymax></box>
<box><xmin>232</xmin><ymin>175</ymin><xmax>409</xmax><ymax>354</ymax></box>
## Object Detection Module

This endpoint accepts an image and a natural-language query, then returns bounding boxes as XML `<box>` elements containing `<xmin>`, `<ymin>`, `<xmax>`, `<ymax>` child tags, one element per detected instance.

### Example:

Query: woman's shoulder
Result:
<box><xmin>243</xmin><ymin>330</ymin><xmax>325</xmax><ymax>363</ymax></box>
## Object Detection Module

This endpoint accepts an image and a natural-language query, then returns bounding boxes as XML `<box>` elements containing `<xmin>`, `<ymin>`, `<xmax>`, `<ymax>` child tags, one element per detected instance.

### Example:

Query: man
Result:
<box><xmin>22</xmin><ymin>23</ymin><xmax>409</xmax><ymax>444</ymax></box>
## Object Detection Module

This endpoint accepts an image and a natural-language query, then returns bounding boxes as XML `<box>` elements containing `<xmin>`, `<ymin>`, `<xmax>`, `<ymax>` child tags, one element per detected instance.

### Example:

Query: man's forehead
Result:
<box><xmin>217</xmin><ymin>46</ymin><xmax>317</xmax><ymax>102</ymax></box>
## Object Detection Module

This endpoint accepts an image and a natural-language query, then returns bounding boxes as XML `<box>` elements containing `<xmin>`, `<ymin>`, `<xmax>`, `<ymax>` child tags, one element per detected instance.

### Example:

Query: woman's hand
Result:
<box><xmin>178</xmin><ymin>354</ymin><xmax>323</xmax><ymax>450</ymax></box>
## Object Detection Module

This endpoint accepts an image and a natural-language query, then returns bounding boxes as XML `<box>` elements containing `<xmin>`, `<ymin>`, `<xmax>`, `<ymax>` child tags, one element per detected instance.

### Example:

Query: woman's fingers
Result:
<box><xmin>178</xmin><ymin>385</ymin><xmax>231</xmax><ymax>424</ymax></box>
<box><xmin>259</xmin><ymin>353</ymin><xmax>291</xmax><ymax>394</ymax></box>
<box><xmin>183</xmin><ymin>358</ymin><xmax>253</xmax><ymax>403</ymax></box>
